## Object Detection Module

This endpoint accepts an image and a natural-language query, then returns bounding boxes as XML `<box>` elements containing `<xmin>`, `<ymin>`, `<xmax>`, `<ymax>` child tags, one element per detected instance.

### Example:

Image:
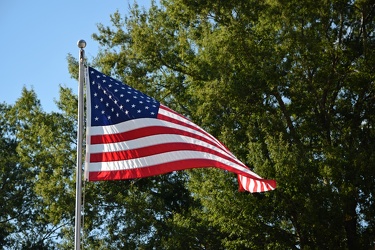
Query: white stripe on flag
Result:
<box><xmin>88</xmin><ymin>150</ymin><xmax>251</xmax><ymax>173</ymax></box>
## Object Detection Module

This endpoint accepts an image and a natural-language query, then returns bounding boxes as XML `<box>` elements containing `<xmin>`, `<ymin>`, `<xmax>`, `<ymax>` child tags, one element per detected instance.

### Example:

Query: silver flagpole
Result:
<box><xmin>75</xmin><ymin>39</ymin><xmax>86</xmax><ymax>250</ymax></box>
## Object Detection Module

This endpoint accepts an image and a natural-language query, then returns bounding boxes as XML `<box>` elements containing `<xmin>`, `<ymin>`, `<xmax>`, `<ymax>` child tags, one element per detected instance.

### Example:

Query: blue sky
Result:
<box><xmin>0</xmin><ymin>0</ymin><xmax>150</xmax><ymax>112</ymax></box>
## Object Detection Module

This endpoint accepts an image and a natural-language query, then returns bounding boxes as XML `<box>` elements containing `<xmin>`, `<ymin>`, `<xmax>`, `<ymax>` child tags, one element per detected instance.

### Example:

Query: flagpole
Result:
<box><xmin>75</xmin><ymin>39</ymin><xmax>86</xmax><ymax>250</ymax></box>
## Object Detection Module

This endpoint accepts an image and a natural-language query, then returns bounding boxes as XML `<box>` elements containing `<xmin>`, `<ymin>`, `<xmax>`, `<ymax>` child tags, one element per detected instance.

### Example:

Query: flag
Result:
<box><xmin>84</xmin><ymin>67</ymin><xmax>276</xmax><ymax>193</ymax></box>
<box><xmin>237</xmin><ymin>174</ymin><xmax>275</xmax><ymax>192</ymax></box>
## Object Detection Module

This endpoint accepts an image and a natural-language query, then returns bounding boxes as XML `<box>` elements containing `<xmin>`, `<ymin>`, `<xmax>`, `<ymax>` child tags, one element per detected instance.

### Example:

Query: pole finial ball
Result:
<box><xmin>77</xmin><ymin>40</ymin><xmax>87</xmax><ymax>49</ymax></box>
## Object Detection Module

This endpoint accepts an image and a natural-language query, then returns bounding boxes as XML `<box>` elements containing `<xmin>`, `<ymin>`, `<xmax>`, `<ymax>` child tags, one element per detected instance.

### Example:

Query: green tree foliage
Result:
<box><xmin>0</xmin><ymin>103</ymin><xmax>28</xmax><ymax>247</ymax></box>
<box><xmin>88</xmin><ymin>0</ymin><xmax>375</xmax><ymax>249</ymax></box>
<box><xmin>0</xmin><ymin>87</ymin><xmax>79</xmax><ymax>248</ymax></box>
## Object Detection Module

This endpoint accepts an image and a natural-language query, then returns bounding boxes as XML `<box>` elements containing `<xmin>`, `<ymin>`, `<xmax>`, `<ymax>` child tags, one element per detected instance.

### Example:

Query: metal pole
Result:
<box><xmin>75</xmin><ymin>39</ymin><xmax>86</xmax><ymax>250</ymax></box>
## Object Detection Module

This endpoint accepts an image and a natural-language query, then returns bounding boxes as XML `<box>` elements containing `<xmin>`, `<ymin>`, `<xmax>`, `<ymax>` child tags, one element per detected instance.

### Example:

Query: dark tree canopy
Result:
<box><xmin>90</xmin><ymin>0</ymin><xmax>375</xmax><ymax>249</ymax></box>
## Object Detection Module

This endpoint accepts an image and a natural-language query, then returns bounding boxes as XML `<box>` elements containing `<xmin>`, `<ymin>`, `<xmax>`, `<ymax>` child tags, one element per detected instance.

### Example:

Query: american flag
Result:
<box><xmin>84</xmin><ymin>67</ymin><xmax>276</xmax><ymax>193</ymax></box>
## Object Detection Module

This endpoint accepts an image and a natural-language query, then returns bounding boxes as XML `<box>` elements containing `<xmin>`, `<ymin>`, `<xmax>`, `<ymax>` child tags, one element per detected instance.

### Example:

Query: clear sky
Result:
<box><xmin>0</xmin><ymin>0</ymin><xmax>150</xmax><ymax>112</ymax></box>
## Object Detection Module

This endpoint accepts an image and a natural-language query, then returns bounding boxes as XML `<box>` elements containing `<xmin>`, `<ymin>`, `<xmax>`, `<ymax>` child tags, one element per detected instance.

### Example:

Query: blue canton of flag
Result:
<box><xmin>89</xmin><ymin>67</ymin><xmax>160</xmax><ymax>126</ymax></box>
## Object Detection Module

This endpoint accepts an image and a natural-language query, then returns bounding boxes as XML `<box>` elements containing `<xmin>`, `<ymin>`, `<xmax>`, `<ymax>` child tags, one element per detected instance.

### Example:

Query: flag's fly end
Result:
<box><xmin>238</xmin><ymin>174</ymin><xmax>277</xmax><ymax>193</ymax></box>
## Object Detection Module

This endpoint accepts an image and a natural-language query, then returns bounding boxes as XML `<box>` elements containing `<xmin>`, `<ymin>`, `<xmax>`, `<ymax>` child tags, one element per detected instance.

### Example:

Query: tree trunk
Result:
<box><xmin>344</xmin><ymin>197</ymin><xmax>359</xmax><ymax>250</ymax></box>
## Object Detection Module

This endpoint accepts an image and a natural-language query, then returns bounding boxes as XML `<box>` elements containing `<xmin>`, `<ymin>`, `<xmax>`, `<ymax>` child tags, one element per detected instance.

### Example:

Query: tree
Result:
<box><xmin>0</xmin><ymin>87</ymin><xmax>79</xmax><ymax>249</ymax></box>
<box><xmin>0</xmin><ymin>102</ymin><xmax>29</xmax><ymax>247</ymax></box>
<box><xmin>88</xmin><ymin>0</ymin><xmax>375</xmax><ymax>249</ymax></box>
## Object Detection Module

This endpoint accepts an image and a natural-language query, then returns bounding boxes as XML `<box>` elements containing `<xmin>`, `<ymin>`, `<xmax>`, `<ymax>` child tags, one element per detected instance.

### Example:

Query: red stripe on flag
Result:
<box><xmin>157</xmin><ymin>110</ymin><xmax>230</xmax><ymax>152</ymax></box>
<box><xmin>88</xmin><ymin>159</ymin><xmax>210</xmax><ymax>180</ymax></box>
<box><xmin>90</xmin><ymin>126</ymin><xmax>224</xmax><ymax>152</ymax></box>
<box><xmin>88</xmin><ymin>158</ymin><xmax>273</xmax><ymax>183</ymax></box>
<box><xmin>90</xmin><ymin>142</ymin><xmax>241</xmax><ymax>165</ymax></box>
<box><xmin>159</xmin><ymin>105</ymin><xmax>184</xmax><ymax>118</ymax></box>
